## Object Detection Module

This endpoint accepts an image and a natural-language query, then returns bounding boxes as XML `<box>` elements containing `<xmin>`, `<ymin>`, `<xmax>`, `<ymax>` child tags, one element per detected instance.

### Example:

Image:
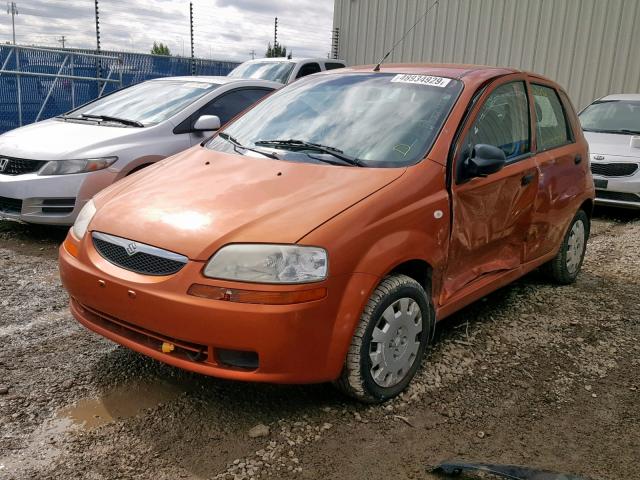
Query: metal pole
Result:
<box><xmin>95</xmin><ymin>0</ymin><xmax>102</xmax><ymax>91</ymax></box>
<box><xmin>7</xmin><ymin>2</ymin><xmax>18</xmax><ymax>45</ymax></box>
<box><xmin>189</xmin><ymin>2</ymin><xmax>194</xmax><ymax>75</ymax></box>
<box><xmin>16</xmin><ymin>46</ymin><xmax>21</xmax><ymax>126</ymax></box>
<box><xmin>70</xmin><ymin>53</ymin><xmax>75</xmax><ymax>109</ymax></box>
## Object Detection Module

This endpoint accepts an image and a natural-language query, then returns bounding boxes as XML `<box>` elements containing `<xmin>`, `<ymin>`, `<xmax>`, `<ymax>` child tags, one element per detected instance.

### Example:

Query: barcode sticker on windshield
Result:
<box><xmin>391</xmin><ymin>74</ymin><xmax>451</xmax><ymax>87</ymax></box>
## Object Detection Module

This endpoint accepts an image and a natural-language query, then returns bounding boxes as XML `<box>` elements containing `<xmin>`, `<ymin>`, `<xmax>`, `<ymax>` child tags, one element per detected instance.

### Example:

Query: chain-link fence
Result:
<box><xmin>0</xmin><ymin>44</ymin><xmax>239</xmax><ymax>133</ymax></box>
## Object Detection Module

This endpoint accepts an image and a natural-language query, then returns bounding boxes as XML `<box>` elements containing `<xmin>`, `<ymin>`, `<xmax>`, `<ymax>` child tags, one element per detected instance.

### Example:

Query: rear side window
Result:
<box><xmin>531</xmin><ymin>84</ymin><xmax>573</xmax><ymax>151</ymax></box>
<box><xmin>296</xmin><ymin>63</ymin><xmax>321</xmax><ymax>79</ymax></box>
<box><xmin>461</xmin><ymin>81</ymin><xmax>530</xmax><ymax>162</ymax></box>
<box><xmin>325</xmin><ymin>62</ymin><xmax>345</xmax><ymax>70</ymax></box>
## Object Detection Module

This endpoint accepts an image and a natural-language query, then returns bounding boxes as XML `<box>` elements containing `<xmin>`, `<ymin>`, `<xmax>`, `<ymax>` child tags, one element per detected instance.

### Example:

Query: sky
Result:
<box><xmin>0</xmin><ymin>0</ymin><xmax>335</xmax><ymax>61</ymax></box>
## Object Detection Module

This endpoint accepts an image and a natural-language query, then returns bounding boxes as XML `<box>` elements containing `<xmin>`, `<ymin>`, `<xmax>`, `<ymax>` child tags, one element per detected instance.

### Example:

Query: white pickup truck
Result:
<box><xmin>228</xmin><ymin>57</ymin><xmax>347</xmax><ymax>85</ymax></box>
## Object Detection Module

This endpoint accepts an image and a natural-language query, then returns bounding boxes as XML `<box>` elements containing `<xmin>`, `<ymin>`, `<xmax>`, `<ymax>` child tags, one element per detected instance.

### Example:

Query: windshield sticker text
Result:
<box><xmin>391</xmin><ymin>74</ymin><xmax>451</xmax><ymax>88</ymax></box>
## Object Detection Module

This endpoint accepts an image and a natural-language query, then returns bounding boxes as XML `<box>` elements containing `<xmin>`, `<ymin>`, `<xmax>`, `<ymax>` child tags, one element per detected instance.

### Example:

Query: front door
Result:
<box><xmin>441</xmin><ymin>77</ymin><xmax>538</xmax><ymax>304</ymax></box>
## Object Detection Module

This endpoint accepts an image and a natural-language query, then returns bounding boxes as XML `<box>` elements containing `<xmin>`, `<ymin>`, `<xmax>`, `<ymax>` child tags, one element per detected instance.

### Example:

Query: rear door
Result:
<box><xmin>524</xmin><ymin>82</ymin><xmax>585</xmax><ymax>261</ymax></box>
<box><xmin>442</xmin><ymin>76</ymin><xmax>538</xmax><ymax>303</ymax></box>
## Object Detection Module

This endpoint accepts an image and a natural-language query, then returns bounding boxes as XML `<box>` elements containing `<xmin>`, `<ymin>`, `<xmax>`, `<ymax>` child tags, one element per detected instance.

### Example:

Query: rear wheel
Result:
<box><xmin>542</xmin><ymin>209</ymin><xmax>589</xmax><ymax>284</ymax></box>
<box><xmin>334</xmin><ymin>274</ymin><xmax>433</xmax><ymax>403</ymax></box>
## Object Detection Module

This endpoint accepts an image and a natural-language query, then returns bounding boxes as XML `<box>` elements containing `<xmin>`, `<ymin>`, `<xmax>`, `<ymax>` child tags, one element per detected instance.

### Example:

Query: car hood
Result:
<box><xmin>584</xmin><ymin>131</ymin><xmax>640</xmax><ymax>158</ymax></box>
<box><xmin>0</xmin><ymin>118</ymin><xmax>145</xmax><ymax>160</ymax></box>
<box><xmin>91</xmin><ymin>147</ymin><xmax>406</xmax><ymax>261</ymax></box>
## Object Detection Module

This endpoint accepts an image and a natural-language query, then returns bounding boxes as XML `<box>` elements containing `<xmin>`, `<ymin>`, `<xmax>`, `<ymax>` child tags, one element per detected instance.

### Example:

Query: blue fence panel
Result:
<box><xmin>0</xmin><ymin>45</ymin><xmax>239</xmax><ymax>134</ymax></box>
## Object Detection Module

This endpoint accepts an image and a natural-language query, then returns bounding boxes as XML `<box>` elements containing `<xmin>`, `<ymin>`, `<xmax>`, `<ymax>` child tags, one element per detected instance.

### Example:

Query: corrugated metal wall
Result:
<box><xmin>333</xmin><ymin>0</ymin><xmax>640</xmax><ymax>108</ymax></box>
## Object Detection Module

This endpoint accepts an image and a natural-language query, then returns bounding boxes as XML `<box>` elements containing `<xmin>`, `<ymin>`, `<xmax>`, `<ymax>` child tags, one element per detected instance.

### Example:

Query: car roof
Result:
<box><xmin>237</xmin><ymin>58</ymin><xmax>346</xmax><ymax>65</ymax></box>
<box><xmin>330</xmin><ymin>63</ymin><xmax>567</xmax><ymax>90</ymax></box>
<box><xmin>147</xmin><ymin>76</ymin><xmax>281</xmax><ymax>89</ymax></box>
<box><xmin>597</xmin><ymin>93</ymin><xmax>640</xmax><ymax>101</ymax></box>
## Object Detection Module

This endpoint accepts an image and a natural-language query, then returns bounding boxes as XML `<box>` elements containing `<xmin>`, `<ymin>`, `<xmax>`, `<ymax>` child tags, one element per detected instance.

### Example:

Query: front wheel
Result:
<box><xmin>334</xmin><ymin>274</ymin><xmax>433</xmax><ymax>403</ymax></box>
<box><xmin>542</xmin><ymin>209</ymin><xmax>590</xmax><ymax>284</ymax></box>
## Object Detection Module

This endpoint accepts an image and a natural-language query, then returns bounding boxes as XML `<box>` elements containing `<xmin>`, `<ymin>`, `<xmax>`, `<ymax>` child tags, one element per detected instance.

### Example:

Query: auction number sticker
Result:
<box><xmin>391</xmin><ymin>74</ymin><xmax>451</xmax><ymax>87</ymax></box>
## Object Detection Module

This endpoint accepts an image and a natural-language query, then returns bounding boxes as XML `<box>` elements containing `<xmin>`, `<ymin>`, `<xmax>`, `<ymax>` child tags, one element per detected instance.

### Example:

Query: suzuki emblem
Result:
<box><xmin>0</xmin><ymin>158</ymin><xmax>9</xmax><ymax>172</ymax></box>
<box><xmin>593</xmin><ymin>155</ymin><xmax>605</xmax><ymax>161</ymax></box>
<box><xmin>125</xmin><ymin>242</ymin><xmax>138</xmax><ymax>256</ymax></box>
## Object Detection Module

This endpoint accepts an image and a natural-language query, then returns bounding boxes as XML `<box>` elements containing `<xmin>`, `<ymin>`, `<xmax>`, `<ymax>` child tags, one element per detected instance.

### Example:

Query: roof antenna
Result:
<box><xmin>373</xmin><ymin>0</ymin><xmax>440</xmax><ymax>72</ymax></box>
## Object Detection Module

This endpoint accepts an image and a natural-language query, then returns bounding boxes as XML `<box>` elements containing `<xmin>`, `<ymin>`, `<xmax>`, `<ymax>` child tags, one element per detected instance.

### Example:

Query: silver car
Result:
<box><xmin>0</xmin><ymin>76</ymin><xmax>279</xmax><ymax>225</ymax></box>
<box><xmin>579</xmin><ymin>93</ymin><xmax>640</xmax><ymax>209</ymax></box>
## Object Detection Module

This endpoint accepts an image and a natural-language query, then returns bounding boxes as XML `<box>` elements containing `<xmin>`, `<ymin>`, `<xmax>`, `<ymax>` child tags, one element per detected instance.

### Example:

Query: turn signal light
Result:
<box><xmin>187</xmin><ymin>284</ymin><xmax>327</xmax><ymax>305</ymax></box>
<box><xmin>63</xmin><ymin>237</ymin><xmax>79</xmax><ymax>258</ymax></box>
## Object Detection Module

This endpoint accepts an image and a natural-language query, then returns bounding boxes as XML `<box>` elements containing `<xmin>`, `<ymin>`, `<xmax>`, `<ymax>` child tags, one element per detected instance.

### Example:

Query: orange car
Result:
<box><xmin>59</xmin><ymin>65</ymin><xmax>594</xmax><ymax>403</ymax></box>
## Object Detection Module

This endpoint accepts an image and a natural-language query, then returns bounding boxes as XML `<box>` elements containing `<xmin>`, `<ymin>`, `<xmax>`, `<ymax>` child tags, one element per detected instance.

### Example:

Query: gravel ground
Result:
<box><xmin>0</xmin><ymin>208</ymin><xmax>638</xmax><ymax>480</ymax></box>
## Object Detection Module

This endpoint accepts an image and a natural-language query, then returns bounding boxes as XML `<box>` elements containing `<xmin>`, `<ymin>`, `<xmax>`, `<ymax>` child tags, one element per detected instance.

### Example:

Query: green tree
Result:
<box><xmin>265</xmin><ymin>42</ymin><xmax>287</xmax><ymax>58</ymax></box>
<box><xmin>151</xmin><ymin>42</ymin><xmax>171</xmax><ymax>56</ymax></box>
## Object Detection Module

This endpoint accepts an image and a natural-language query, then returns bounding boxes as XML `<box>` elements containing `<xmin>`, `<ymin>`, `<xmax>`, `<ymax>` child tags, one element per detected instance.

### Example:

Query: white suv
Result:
<box><xmin>228</xmin><ymin>58</ymin><xmax>346</xmax><ymax>84</ymax></box>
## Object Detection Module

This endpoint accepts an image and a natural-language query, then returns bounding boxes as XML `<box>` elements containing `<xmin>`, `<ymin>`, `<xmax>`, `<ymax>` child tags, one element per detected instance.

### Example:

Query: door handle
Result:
<box><xmin>574</xmin><ymin>154</ymin><xmax>582</xmax><ymax>165</ymax></box>
<box><xmin>521</xmin><ymin>173</ymin><xmax>535</xmax><ymax>186</ymax></box>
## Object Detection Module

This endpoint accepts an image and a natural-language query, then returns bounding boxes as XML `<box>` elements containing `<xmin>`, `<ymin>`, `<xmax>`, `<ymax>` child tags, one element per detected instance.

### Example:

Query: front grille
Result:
<box><xmin>0</xmin><ymin>196</ymin><xmax>22</xmax><ymax>214</ymax></box>
<box><xmin>92</xmin><ymin>231</ymin><xmax>188</xmax><ymax>276</ymax></box>
<box><xmin>591</xmin><ymin>162</ymin><xmax>638</xmax><ymax>177</ymax></box>
<box><xmin>596</xmin><ymin>190</ymin><xmax>640</xmax><ymax>203</ymax></box>
<box><xmin>0</xmin><ymin>157</ymin><xmax>47</xmax><ymax>175</ymax></box>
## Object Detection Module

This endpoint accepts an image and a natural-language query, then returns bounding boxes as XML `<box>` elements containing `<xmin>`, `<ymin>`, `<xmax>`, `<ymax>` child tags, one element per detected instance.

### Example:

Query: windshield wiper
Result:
<box><xmin>583</xmin><ymin>128</ymin><xmax>640</xmax><ymax>135</ymax></box>
<box><xmin>80</xmin><ymin>114</ymin><xmax>144</xmax><ymax>128</ymax></box>
<box><xmin>254</xmin><ymin>139</ymin><xmax>363</xmax><ymax>167</ymax></box>
<box><xmin>218</xmin><ymin>132</ymin><xmax>280</xmax><ymax>160</ymax></box>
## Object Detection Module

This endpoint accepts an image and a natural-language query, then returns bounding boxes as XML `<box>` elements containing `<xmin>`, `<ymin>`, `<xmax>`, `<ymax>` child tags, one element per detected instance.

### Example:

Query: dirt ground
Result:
<box><xmin>0</xmin><ymin>207</ymin><xmax>638</xmax><ymax>480</ymax></box>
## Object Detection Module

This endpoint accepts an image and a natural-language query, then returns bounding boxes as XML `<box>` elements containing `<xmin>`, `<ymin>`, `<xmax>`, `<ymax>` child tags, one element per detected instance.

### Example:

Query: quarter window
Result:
<box><xmin>296</xmin><ymin>63</ymin><xmax>321</xmax><ymax>79</ymax></box>
<box><xmin>531</xmin><ymin>84</ymin><xmax>572</xmax><ymax>151</ymax></box>
<box><xmin>462</xmin><ymin>81</ymin><xmax>530</xmax><ymax>162</ymax></box>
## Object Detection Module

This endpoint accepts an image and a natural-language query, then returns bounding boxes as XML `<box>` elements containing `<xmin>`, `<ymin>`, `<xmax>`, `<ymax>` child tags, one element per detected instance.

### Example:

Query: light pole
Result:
<box><xmin>6</xmin><ymin>2</ymin><xmax>18</xmax><ymax>45</ymax></box>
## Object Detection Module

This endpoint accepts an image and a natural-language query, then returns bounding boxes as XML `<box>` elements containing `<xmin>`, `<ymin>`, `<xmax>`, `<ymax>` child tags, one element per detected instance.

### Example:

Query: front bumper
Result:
<box><xmin>591</xmin><ymin>157</ymin><xmax>640</xmax><ymax>209</ymax></box>
<box><xmin>0</xmin><ymin>169</ymin><xmax>118</xmax><ymax>225</ymax></box>
<box><xmin>59</xmin><ymin>234</ymin><xmax>377</xmax><ymax>384</ymax></box>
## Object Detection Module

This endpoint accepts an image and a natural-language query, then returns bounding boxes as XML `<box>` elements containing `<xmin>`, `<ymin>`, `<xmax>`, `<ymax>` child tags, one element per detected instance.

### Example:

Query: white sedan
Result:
<box><xmin>579</xmin><ymin>93</ymin><xmax>640</xmax><ymax>209</ymax></box>
<box><xmin>0</xmin><ymin>76</ymin><xmax>279</xmax><ymax>225</ymax></box>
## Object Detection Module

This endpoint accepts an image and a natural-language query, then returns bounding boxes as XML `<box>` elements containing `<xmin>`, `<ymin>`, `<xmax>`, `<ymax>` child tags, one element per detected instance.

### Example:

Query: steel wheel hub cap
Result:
<box><xmin>369</xmin><ymin>297</ymin><xmax>422</xmax><ymax>388</ymax></box>
<box><xmin>566</xmin><ymin>219</ymin><xmax>585</xmax><ymax>275</ymax></box>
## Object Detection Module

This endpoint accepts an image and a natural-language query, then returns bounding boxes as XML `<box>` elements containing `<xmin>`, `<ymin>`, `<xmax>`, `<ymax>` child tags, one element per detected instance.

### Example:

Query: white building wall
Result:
<box><xmin>333</xmin><ymin>0</ymin><xmax>640</xmax><ymax>108</ymax></box>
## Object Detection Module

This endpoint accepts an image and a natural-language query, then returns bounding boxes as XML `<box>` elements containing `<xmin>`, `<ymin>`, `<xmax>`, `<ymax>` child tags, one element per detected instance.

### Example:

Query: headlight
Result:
<box><xmin>204</xmin><ymin>244</ymin><xmax>328</xmax><ymax>284</ymax></box>
<box><xmin>72</xmin><ymin>200</ymin><xmax>96</xmax><ymax>239</ymax></box>
<box><xmin>39</xmin><ymin>157</ymin><xmax>117</xmax><ymax>175</ymax></box>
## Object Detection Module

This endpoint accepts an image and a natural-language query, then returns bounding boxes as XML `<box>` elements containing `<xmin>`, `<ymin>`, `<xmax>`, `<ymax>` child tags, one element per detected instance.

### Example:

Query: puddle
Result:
<box><xmin>56</xmin><ymin>380</ymin><xmax>182</xmax><ymax>429</ymax></box>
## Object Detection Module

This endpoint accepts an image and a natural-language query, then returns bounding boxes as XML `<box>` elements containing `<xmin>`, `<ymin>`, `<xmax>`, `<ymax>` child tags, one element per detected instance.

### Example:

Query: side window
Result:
<box><xmin>531</xmin><ymin>84</ymin><xmax>572</xmax><ymax>151</ymax></box>
<box><xmin>324</xmin><ymin>62</ymin><xmax>345</xmax><ymax>71</ymax></box>
<box><xmin>461</xmin><ymin>81</ymin><xmax>530</xmax><ymax>162</ymax></box>
<box><xmin>198</xmin><ymin>88</ymin><xmax>272</xmax><ymax>125</ymax></box>
<box><xmin>296</xmin><ymin>62</ymin><xmax>321</xmax><ymax>79</ymax></box>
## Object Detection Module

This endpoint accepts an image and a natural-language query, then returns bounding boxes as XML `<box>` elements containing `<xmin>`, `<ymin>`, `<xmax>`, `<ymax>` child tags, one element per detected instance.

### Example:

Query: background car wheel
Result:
<box><xmin>542</xmin><ymin>209</ymin><xmax>590</xmax><ymax>284</ymax></box>
<box><xmin>334</xmin><ymin>274</ymin><xmax>433</xmax><ymax>403</ymax></box>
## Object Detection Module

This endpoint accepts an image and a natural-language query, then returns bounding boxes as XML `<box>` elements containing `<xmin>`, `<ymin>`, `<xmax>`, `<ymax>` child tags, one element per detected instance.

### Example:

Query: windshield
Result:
<box><xmin>579</xmin><ymin>100</ymin><xmax>640</xmax><ymax>134</ymax></box>
<box><xmin>66</xmin><ymin>80</ymin><xmax>219</xmax><ymax>126</ymax></box>
<box><xmin>228</xmin><ymin>61</ymin><xmax>295</xmax><ymax>84</ymax></box>
<box><xmin>207</xmin><ymin>73</ymin><xmax>463</xmax><ymax>167</ymax></box>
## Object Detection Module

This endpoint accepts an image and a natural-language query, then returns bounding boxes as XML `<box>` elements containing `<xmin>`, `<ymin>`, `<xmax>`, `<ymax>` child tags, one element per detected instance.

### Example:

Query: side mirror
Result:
<box><xmin>193</xmin><ymin>114</ymin><xmax>221</xmax><ymax>132</ymax></box>
<box><xmin>464</xmin><ymin>144</ymin><xmax>506</xmax><ymax>179</ymax></box>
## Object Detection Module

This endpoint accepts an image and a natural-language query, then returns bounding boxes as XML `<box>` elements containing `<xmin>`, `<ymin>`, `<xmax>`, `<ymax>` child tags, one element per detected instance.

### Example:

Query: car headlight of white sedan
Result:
<box><xmin>204</xmin><ymin>244</ymin><xmax>328</xmax><ymax>284</ymax></box>
<box><xmin>38</xmin><ymin>156</ymin><xmax>118</xmax><ymax>176</ymax></box>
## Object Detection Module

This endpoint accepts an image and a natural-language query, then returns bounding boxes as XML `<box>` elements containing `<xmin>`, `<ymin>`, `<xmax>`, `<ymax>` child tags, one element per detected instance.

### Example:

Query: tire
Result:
<box><xmin>334</xmin><ymin>274</ymin><xmax>433</xmax><ymax>403</ymax></box>
<box><xmin>542</xmin><ymin>209</ymin><xmax>590</xmax><ymax>284</ymax></box>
